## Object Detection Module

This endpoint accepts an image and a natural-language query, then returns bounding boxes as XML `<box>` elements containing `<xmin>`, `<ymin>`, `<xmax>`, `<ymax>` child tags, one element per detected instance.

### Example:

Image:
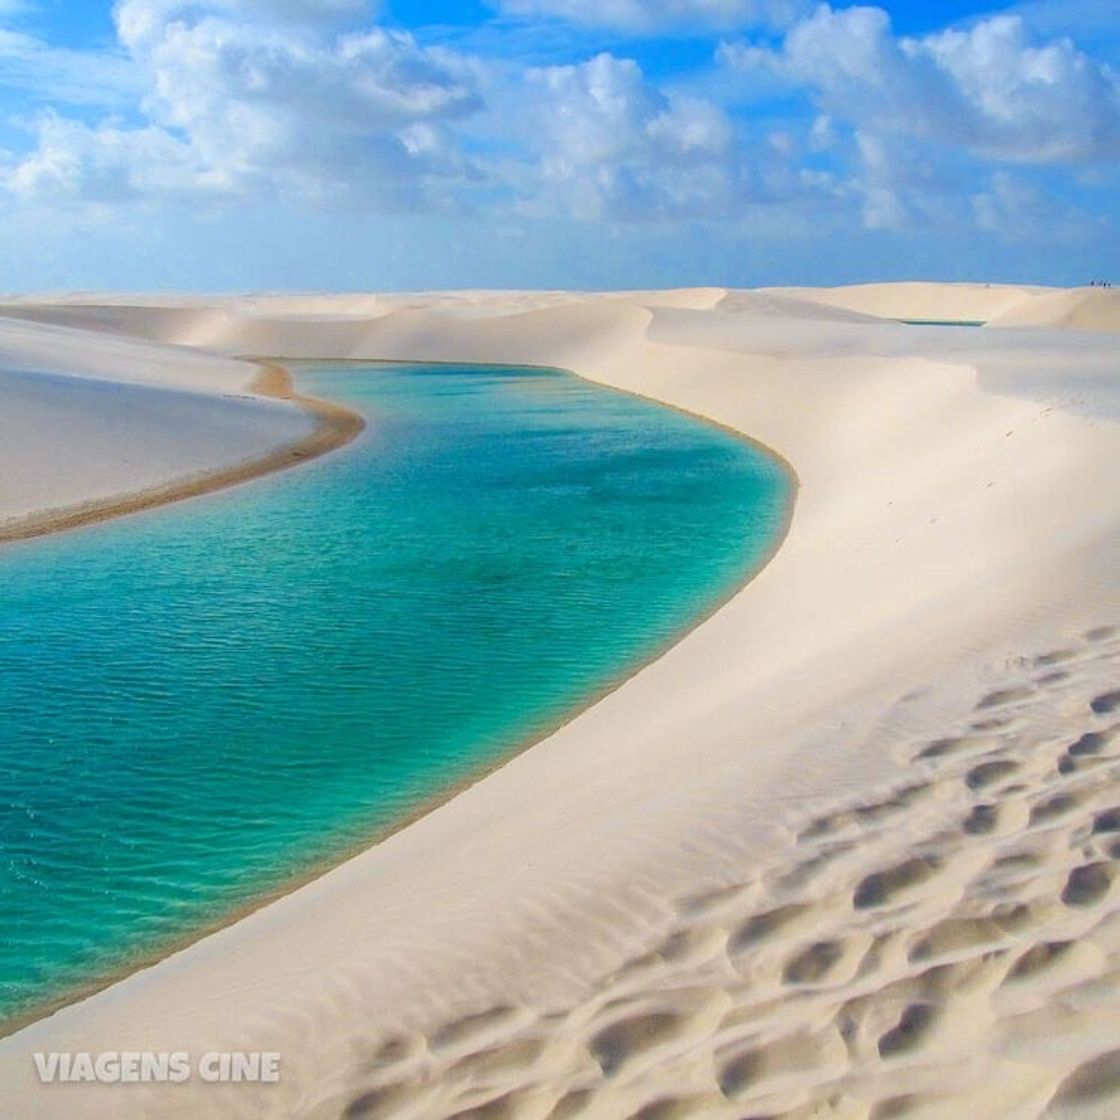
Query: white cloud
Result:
<box><xmin>0</xmin><ymin>34</ymin><xmax>137</xmax><ymax>108</ymax></box>
<box><xmin>4</xmin><ymin>111</ymin><xmax>200</xmax><ymax>202</ymax></box>
<box><xmin>0</xmin><ymin>14</ymin><xmax>138</xmax><ymax>108</ymax></box>
<box><xmin>112</xmin><ymin>0</ymin><xmax>374</xmax><ymax>44</ymax></box>
<box><xmin>7</xmin><ymin>3</ymin><xmax>768</xmax><ymax>222</ymax></box>
<box><xmin>850</xmin><ymin>130</ymin><xmax>965</xmax><ymax>230</ymax></box>
<box><xmin>2</xmin><ymin>1</ymin><xmax>483</xmax><ymax>209</ymax></box>
<box><xmin>919</xmin><ymin>17</ymin><xmax>1120</xmax><ymax>161</ymax></box>
<box><xmin>495</xmin><ymin>0</ymin><xmax>807</xmax><ymax>35</ymax></box>
<box><xmin>522</xmin><ymin>52</ymin><xmax>744</xmax><ymax>219</ymax></box>
<box><xmin>2</xmin><ymin>0</ymin><xmax>1114</xmax><ymax>244</ymax></box>
<box><xmin>718</xmin><ymin>4</ymin><xmax>1120</xmax><ymax>233</ymax></box>
<box><xmin>970</xmin><ymin>168</ymin><xmax>1090</xmax><ymax>242</ymax></box>
<box><xmin>725</xmin><ymin>6</ymin><xmax>1120</xmax><ymax>165</ymax></box>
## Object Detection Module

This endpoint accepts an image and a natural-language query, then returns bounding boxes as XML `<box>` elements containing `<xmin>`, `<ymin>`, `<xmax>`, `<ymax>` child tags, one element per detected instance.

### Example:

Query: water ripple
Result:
<box><xmin>0</xmin><ymin>362</ymin><xmax>789</xmax><ymax>1022</ymax></box>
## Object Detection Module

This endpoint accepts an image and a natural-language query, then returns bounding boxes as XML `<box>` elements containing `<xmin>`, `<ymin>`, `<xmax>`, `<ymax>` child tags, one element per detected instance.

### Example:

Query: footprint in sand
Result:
<box><xmin>1037</xmin><ymin>670</ymin><xmax>1071</xmax><ymax>687</ymax></box>
<box><xmin>625</xmin><ymin>1095</ymin><xmax>714</xmax><ymax>1120</ymax></box>
<box><xmin>853</xmin><ymin>857</ymin><xmax>941</xmax><ymax>910</ymax></box>
<box><xmin>1093</xmin><ymin>807</ymin><xmax>1120</xmax><ymax>834</ymax></box>
<box><xmin>871</xmin><ymin>1095</ymin><xmax>928</xmax><ymax>1119</ymax></box>
<box><xmin>1091</xmin><ymin>691</ymin><xmax>1120</xmax><ymax>715</ymax></box>
<box><xmin>966</xmin><ymin>759</ymin><xmax>1020</xmax><ymax>791</ymax></box>
<box><xmin>976</xmin><ymin>686</ymin><xmax>1034</xmax><ymax>710</ymax></box>
<box><xmin>771</xmin><ymin>840</ymin><xmax>855</xmax><ymax>893</ymax></box>
<box><xmin>781</xmin><ymin>940</ymin><xmax>846</xmax><ymax>985</ymax></box>
<box><xmin>1085</xmin><ymin>626</ymin><xmax>1119</xmax><ymax>643</ymax></box>
<box><xmin>853</xmin><ymin>784</ymin><xmax>933</xmax><ymax>825</ymax></box>
<box><xmin>1061</xmin><ymin>862</ymin><xmax>1113</xmax><ymax>907</ymax></box>
<box><xmin>1029</xmin><ymin>793</ymin><xmax>1081</xmax><ymax>828</ymax></box>
<box><xmin>908</xmin><ymin>915</ymin><xmax>1014</xmax><ymax>965</ymax></box>
<box><xmin>797</xmin><ymin>809</ymin><xmax>855</xmax><ymax>842</ymax></box>
<box><xmin>877</xmin><ymin>1002</ymin><xmax>939</xmax><ymax>1058</ymax></box>
<box><xmin>1005</xmin><ymin>940</ymin><xmax>1075</xmax><ymax>983</ymax></box>
<box><xmin>1045</xmin><ymin>1048</ymin><xmax>1120</xmax><ymax>1114</ymax></box>
<box><xmin>589</xmin><ymin>1011</ymin><xmax>682</xmax><ymax>1076</ymax></box>
<box><xmin>362</xmin><ymin>1032</ymin><xmax>426</xmax><ymax>1075</ymax></box>
<box><xmin>917</xmin><ymin>735</ymin><xmax>997</xmax><ymax>763</ymax></box>
<box><xmin>971</xmin><ymin>717</ymin><xmax>1012</xmax><ymax>732</ymax></box>
<box><xmin>343</xmin><ymin>1078</ymin><xmax>428</xmax><ymax>1119</ymax></box>
<box><xmin>717</xmin><ymin>1026</ymin><xmax>846</xmax><ymax>1100</ymax></box>
<box><xmin>963</xmin><ymin>804</ymin><xmax>1001</xmax><ymax>837</ymax></box>
<box><xmin>1070</xmin><ymin>728</ymin><xmax>1117</xmax><ymax>757</ymax></box>
<box><xmin>1058</xmin><ymin>748</ymin><xmax>1118</xmax><ymax>776</ymax></box>
<box><xmin>729</xmin><ymin>903</ymin><xmax>811</xmax><ymax>952</ymax></box>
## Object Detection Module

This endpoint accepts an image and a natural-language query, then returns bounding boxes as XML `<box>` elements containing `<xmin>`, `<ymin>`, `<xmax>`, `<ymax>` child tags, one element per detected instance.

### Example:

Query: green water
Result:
<box><xmin>0</xmin><ymin>362</ymin><xmax>790</xmax><ymax>1024</ymax></box>
<box><xmin>897</xmin><ymin>319</ymin><xmax>986</xmax><ymax>327</ymax></box>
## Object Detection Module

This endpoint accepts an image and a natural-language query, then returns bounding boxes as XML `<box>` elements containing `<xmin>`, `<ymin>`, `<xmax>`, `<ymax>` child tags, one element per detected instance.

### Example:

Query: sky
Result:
<box><xmin>0</xmin><ymin>0</ymin><xmax>1117</xmax><ymax>291</ymax></box>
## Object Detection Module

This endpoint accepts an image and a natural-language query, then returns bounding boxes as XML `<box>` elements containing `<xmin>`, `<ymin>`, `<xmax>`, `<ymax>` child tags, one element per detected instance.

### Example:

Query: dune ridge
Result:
<box><xmin>0</xmin><ymin>318</ymin><xmax>364</xmax><ymax>542</ymax></box>
<box><xmin>0</xmin><ymin>283</ymin><xmax>1119</xmax><ymax>1118</ymax></box>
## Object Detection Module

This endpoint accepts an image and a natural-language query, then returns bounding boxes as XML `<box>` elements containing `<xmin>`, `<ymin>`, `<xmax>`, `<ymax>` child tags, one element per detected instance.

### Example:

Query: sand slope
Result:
<box><xmin>0</xmin><ymin>316</ymin><xmax>361</xmax><ymax>541</ymax></box>
<box><xmin>764</xmin><ymin>281</ymin><xmax>1055</xmax><ymax>323</ymax></box>
<box><xmin>0</xmin><ymin>284</ymin><xmax>1119</xmax><ymax>1118</ymax></box>
<box><xmin>988</xmin><ymin>288</ymin><xmax>1120</xmax><ymax>332</ymax></box>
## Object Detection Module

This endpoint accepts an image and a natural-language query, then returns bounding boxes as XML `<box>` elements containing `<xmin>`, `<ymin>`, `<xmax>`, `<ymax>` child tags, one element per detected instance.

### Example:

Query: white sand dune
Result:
<box><xmin>0</xmin><ymin>284</ymin><xmax>1119</xmax><ymax>1118</ymax></box>
<box><xmin>766</xmin><ymin>281</ymin><xmax>1056</xmax><ymax>323</ymax></box>
<box><xmin>988</xmin><ymin>287</ymin><xmax>1120</xmax><ymax>332</ymax></box>
<box><xmin>0</xmin><ymin>315</ymin><xmax>359</xmax><ymax>541</ymax></box>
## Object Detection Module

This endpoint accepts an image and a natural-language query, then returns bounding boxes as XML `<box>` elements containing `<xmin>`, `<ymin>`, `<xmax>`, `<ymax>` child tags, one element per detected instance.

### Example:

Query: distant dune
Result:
<box><xmin>987</xmin><ymin>287</ymin><xmax>1120</xmax><ymax>331</ymax></box>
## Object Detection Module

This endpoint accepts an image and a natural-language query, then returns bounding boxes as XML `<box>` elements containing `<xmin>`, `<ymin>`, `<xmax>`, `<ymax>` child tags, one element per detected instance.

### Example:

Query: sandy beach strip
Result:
<box><xmin>0</xmin><ymin>318</ymin><xmax>364</xmax><ymax>544</ymax></box>
<box><xmin>1</xmin><ymin>284</ymin><xmax>1119</xmax><ymax>1118</ymax></box>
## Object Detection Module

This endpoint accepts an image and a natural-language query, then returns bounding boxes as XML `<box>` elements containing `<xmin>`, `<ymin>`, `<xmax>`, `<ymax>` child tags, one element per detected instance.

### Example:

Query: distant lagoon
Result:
<box><xmin>0</xmin><ymin>362</ymin><xmax>791</xmax><ymax>1025</ymax></box>
<box><xmin>897</xmin><ymin>319</ymin><xmax>986</xmax><ymax>327</ymax></box>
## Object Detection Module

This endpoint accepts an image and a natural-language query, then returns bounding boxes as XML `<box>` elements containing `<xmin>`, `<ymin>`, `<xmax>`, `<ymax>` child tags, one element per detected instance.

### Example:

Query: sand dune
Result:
<box><xmin>0</xmin><ymin>315</ymin><xmax>358</xmax><ymax>541</ymax></box>
<box><xmin>765</xmin><ymin>281</ymin><xmax>1056</xmax><ymax>323</ymax></box>
<box><xmin>0</xmin><ymin>284</ymin><xmax>1118</xmax><ymax>1118</ymax></box>
<box><xmin>295</xmin><ymin>639</ymin><xmax>1120</xmax><ymax>1120</ymax></box>
<box><xmin>987</xmin><ymin>288</ymin><xmax>1120</xmax><ymax>332</ymax></box>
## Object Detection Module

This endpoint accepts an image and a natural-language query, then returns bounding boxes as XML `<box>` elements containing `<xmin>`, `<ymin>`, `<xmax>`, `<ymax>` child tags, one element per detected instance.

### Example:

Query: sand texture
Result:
<box><xmin>0</xmin><ymin>283</ymin><xmax>1119</xmax><ymax>1118</ymax></box>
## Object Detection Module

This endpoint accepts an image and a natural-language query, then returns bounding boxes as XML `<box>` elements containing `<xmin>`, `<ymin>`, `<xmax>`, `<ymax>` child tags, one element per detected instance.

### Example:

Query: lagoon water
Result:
<box><xmin>0</xmin><ymin>363</ymin><xmax>790</xmax><ymax>1024</ymax></box>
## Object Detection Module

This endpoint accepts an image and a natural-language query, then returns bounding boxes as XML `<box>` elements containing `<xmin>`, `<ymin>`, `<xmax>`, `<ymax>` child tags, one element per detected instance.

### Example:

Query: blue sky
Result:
<box><xmin>0</xmin><ymin>0</ymin><xmax>1117</xmax><ymax>291</ymax></box>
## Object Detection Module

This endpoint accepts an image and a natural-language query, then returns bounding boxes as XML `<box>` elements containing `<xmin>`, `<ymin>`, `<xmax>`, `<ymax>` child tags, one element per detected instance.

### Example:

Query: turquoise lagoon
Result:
<box><xmin>0</xmin><ymin>362</ymin><xmax>790</xmax><ymax>1023</ymax></box>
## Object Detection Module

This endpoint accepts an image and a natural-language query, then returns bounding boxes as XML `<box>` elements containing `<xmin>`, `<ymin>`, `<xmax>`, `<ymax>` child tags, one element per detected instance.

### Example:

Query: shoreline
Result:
<box><xmin>0</xmin><ymin>355</ymin><xmax>798</xmax><ymax>1041</ymax></box>
<box><xmin>0</xmin><ymin>361</ymin><xmax>365</xmax><ymax>547</ymax></box>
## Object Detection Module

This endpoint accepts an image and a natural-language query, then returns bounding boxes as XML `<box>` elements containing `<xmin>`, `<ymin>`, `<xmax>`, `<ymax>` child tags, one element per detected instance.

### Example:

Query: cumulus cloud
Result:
<box><xmin>495</xmin><ymin>0</ymin><xmax>807</xmax><ymax>34</ymax></box>
<box><xmin>973</xmin><ymin>170</ymin><xmax>1049</xmax><ymax>235</ymax></box>
<box><xmin>6</xmin><ymin>2</ymin><xmax>763</xmax><ymax>222</ymax></box>
<box><xmin>723</xmin><ymin>6</ymin><xmax>1120</xmax><ymax>164</ymax></box>
<box><xmin>2</xmin><ymin>0</ymin><xmax>483</xmax><ymax>209</ymax></box>
<box><xmin>4</xmin><ymin>112</ymin><xmax>198</xmax><ymax>202</ymax></box>
<box><xmin>522</xmin><ymin>52</ymin><xmax>744</xmax><ymax>219</ymax></box>
<box><xmin>3</xmin><ymin>0</ymin><xmax>1116</xmax><ymax>241</ymax></box>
